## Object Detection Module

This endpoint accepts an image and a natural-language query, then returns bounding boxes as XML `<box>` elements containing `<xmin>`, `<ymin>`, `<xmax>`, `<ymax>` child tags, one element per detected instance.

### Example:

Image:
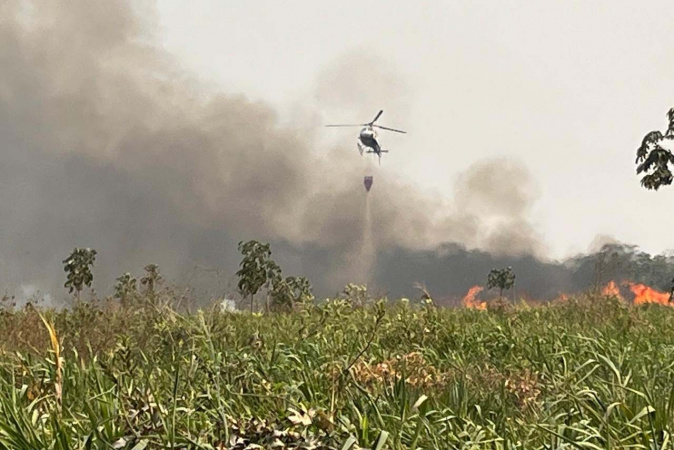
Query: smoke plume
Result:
<box><xmin>0</xmin><ymin>1</ymin><xmax>576</xmax><ymax>302</ymax></box>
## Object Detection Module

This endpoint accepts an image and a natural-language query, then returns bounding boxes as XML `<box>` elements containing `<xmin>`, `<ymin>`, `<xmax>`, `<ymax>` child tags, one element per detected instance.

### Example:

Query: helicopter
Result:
<box><xmin>326</xmin><ymin>110</ymin><xmax>406</xmax><ymax>165</ymax></box>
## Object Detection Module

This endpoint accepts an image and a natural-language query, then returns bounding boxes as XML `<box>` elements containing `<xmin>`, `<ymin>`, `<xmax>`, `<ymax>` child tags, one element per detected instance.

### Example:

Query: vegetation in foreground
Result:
<box><xmin>0</xmin><ymin>292</ymin><xmax>674</xmax><ymax>449</ymax></box>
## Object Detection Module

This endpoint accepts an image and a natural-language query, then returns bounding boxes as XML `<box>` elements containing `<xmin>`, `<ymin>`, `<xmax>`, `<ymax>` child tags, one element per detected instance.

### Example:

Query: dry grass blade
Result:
<box><xmin>38</xmin><ymin>312</ymin><xmax>62</xmax><ymax>408</ymax></box>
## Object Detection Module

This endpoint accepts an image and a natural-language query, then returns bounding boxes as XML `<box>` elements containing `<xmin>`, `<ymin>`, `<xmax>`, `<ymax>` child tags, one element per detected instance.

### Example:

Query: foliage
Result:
<box><xmin>569</xmin><ymin>243</ymin><xmax>674</xmax><ymax>292</ymax></box>
<box><xmin>114</xmin><ymin>273</ymin><xmax>138</xmax><ymax>305</ymax></box>
<box><xmin>0</xmin><ymin>295</ymin><xmax>673</xmax><ymax>448</ymax></box>
<box><xmin>140</xmin><ymin>264</ymin><xmax>162</xmax><ymax>295</ymax></box>
<box><xmin>236</xmin><ymin>241</ymin><xmax>312</xmax><ymax>312</ymax></box>
<box><xmin>269</xmin><ymin>275</ymin><xmax>314</xmax><ymax>311</ymax></box>
<box><xmin>62</xmin><ymin>248</ymin><xmax>97</xmax><ymax>299</ymax></box>
<box><xmin>487</xmin><ymin>266</ymin><xmax>516</xmax><ymax>297</ymax></box>
<box><xmin>236</xmin><ymin>241</ymin><xmax>281</xmax><ymax>311</ymax></box>
<box><xmin>636</xmin><ymin>107</ymin><xmax>674</xmax><ymax>190</ymax></box>
<box><xmin>340</xmin><ymin>283</ymin><xmax>371</xmax><ymax>307</ymax></box>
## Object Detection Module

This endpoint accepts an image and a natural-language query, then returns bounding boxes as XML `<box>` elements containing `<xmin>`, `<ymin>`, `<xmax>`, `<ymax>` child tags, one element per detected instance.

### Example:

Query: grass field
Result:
<box><xmin>0</xmin><ymin>293</ymin><xmax>673</xmax><ymax>449</ymax></box>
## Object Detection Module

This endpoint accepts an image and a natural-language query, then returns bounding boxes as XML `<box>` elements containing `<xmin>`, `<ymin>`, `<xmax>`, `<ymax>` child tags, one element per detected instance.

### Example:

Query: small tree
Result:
<box><xmin>140</xmin><ymin>264</ymin><xmax>162</xmax><ymax>296</ymax></box>
<box><xmin>636</xmin><ymin>107</ymin><xmax>674</xmax><ymax>190</ymax></box>
<box><xmin>114</xmin><ymin>273</ymin><xmax>138</xmax><ymax>306</ymax></box>
<box><xmin>270</xmin><ymin>276</ymin><xmax>313</xmax><ymax>311</ymax></box>
<box><xmin>236</xmin><ymin>241</ymin><xmax>281</xmax><ymax>312</ymax></box>
<box><xmin>63</xmin><ymin>248</ymin><xmax>97</xmax><ymax>301</ymax></box>
<box><xmin>487</xmin><ymin>267</ymin><xmax>516</xmax><ymax>299</ymax></box>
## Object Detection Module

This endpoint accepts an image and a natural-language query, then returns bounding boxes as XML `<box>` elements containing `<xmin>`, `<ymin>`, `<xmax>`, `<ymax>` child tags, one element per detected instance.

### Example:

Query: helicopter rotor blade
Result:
<box><xmin>325</xmin><ymin>124</ymin><xmax>367</xmax><ymax>128</ymax></box>
<box><xmin>369</xmin><ymin>110</ymin><xmax>384</xmax><ymax>125</ymax></box>
<box><xmin>373</xmin><ymin>125</ymin><xmax>407</xmax><ymax>134</ymax></box>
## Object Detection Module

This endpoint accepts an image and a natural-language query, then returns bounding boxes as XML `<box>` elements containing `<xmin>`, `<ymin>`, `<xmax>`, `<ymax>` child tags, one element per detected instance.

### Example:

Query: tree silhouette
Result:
<box><xmin>140</xmin><ymin>264</ymin><xmax>162</xmax><ymax>296</ymax></box>
<box><xmin>236</xmin><ymin>241</ymin><xmax>280</xmax><ymax>312</ymax></box>
<box><xmin>235</xmin><ymin>240</ymin><xmax>313</xmax><ymax>312</ymax></box>
<box><xmin>114</xmin><ymin>272</ymin><xmax>138</xmax><ymax>306</ymax></box>
<box><xmin>636</xmin><ymin>108</ymin><xmax>674</xmax><ymax>190</ymax></box>
<box><xmin>63</xmin><ymin>248</ymin><xmax>97</xmax><ymax>301</ymax></box>
<box><xmin>487</xmin><ymin>267</ymin><xmax>516</xmax><ymax>299</ymax></box>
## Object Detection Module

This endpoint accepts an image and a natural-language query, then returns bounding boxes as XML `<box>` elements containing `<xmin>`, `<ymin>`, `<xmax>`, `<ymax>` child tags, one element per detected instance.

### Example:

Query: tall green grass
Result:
<box><xmin>0</xmin><ymin>294</ymin><xmax>673</xmax><ymax>449</ymax></box>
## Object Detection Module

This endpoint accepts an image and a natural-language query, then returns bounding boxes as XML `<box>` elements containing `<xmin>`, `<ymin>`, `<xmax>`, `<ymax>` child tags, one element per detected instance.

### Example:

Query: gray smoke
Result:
<box><xmin>1</xmin><ymin>0</ymin><xmax>547</xmax><ymax>301</ymax></box>
<box><xmin>314</xmin><ymin>48</ymin><xmax>412</xmax><ymax>128</ymax></box>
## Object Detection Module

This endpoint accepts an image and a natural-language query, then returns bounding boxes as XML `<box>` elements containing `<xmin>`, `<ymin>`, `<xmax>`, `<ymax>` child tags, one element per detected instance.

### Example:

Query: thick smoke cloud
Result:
<box><xmin>0</xmin><ymin>0</ymin><xmax>595</xmax><ymax>303</ymax></box>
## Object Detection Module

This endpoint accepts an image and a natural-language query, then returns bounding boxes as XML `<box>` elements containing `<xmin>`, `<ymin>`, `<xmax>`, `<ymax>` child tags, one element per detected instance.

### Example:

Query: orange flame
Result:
<box><xmin>557</xmin><ymin>293</ymin><xmax>569</xmax><ymax>302</ymax></box>
<box><xmin>460</xmin><ymin>280</ymin><xmax>672</xmax><ymax>309</ymax></box>
<box><xmin>627</xmin><ymin>282</ymin><xmax>671</xmax><ymax>306</ymax></box>
<box><xmin>462</xmin><ymin>286</ymin><xmax>486</xmax><ymax>310</ymax></box>
<box><xmin>601</xmin><ymin>280</ymin><xmax>623</xmax><ymax>300</ymax></box>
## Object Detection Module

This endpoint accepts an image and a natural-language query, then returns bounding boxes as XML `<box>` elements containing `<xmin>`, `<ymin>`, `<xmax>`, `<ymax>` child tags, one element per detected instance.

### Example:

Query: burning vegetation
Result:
<box><xmin>462</xmin><ymin>278</ymin><xmax>673</xmax><ymax>309</ymax></box>
<box><xmin>462</xmin><ymin>285</ymin><xmax>486</xmax><ymax>310</ymax></box>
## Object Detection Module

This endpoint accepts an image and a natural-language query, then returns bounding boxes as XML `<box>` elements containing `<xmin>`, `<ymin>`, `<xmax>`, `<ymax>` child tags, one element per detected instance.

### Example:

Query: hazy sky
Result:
<box><xmin>156</xmin><ymin>0</ymin><xmax>674</xmax><ymax>259</ymax></box>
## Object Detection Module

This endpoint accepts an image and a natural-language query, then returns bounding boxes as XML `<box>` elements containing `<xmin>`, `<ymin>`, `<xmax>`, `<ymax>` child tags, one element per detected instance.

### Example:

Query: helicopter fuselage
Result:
<box><xmin>359</xmin><ymin>127</ymin><xmax>381</xmax><ymax>154</ymax></box>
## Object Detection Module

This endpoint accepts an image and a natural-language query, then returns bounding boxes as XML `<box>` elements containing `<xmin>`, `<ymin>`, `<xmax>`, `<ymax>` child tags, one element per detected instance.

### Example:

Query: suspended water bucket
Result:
<box><xmin>364</xmin><ymin>176</ymin><xmax>373</xmax><ymax>192</ymax></box>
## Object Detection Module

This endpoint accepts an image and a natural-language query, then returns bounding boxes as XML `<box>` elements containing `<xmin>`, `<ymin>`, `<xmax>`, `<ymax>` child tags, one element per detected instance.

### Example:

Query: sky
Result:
<box><xmin>156</xmin><ymin>0</ymin><xmax>674</xmax><ymax>259</ymax></box>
